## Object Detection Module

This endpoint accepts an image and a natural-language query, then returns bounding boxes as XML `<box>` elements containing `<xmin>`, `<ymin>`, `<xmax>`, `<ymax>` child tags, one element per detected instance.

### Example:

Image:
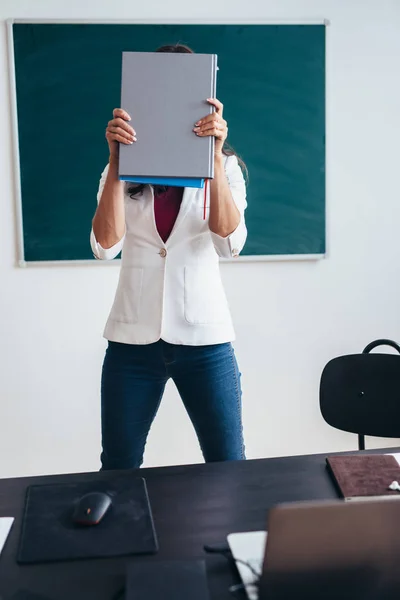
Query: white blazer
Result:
<box><xmin>91</xmin><ymin>155</ymin><xmax>247</xmax><ymax>346</ymax></box>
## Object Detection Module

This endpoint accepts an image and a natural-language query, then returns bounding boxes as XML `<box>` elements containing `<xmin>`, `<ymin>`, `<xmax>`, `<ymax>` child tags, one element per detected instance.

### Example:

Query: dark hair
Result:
<box><xmin>156</xmin><ymin>43</ymin><xmax>193</xmax><ymax>54</ymax></box>
<box><xmin>127</xmin><ymin>43</ymin><xmax>247</xmax><ymax>198</ymax></box>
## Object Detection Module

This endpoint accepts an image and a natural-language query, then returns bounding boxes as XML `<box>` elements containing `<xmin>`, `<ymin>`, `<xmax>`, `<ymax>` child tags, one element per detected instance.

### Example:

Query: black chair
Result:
<box><xmin>320</xmin><ymin>339</ymin><xmax>400</xmax><ymax>450</ymax></box>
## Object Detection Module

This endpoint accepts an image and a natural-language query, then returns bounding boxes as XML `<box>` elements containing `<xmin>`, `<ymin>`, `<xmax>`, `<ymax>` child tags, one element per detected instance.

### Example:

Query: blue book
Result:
<box><xmin>120</xmin><ymin>176</ymin><xmax>204</xmax><ymax>188</ymax></box>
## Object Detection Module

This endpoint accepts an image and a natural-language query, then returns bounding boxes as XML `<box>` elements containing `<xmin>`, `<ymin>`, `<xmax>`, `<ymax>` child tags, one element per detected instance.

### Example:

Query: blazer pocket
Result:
<box><xmin>184</xmin><ymin>266</ymin><xmax>228</xmax><ymax>325</ymax></box>
<box><xmin>111</xmin><ymin>267</ymin><xmax>144</xmax><ymax>324</ymax></box>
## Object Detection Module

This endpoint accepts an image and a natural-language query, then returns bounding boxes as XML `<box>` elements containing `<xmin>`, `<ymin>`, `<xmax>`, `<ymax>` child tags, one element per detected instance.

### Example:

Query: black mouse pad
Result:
<box><xmin>17</xmin><ymin>475</ymin><xmax>158</xmax><ymax>564</ymax></box>
<box><xmin>126</xmin><ymin>560</ymin><xmax>210</xmax><ymax>600</ymax></box>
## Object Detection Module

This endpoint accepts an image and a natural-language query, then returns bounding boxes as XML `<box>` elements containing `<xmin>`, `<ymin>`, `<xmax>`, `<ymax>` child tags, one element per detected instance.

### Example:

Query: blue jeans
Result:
<box><xmin>101</xmin><ymin>340</ymin><xmax>245</xmax><ymax>469</ymax></box>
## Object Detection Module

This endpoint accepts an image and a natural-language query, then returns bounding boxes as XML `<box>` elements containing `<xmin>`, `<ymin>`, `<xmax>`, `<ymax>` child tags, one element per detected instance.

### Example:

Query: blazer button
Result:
<box><xmin>159</xmin><ymin>248</ymin><xmax>167</xmax><ymax>258</ymax></box>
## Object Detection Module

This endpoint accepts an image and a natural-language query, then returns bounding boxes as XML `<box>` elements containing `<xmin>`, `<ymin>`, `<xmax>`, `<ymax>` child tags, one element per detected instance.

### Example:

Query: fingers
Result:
<box><xmin>108</xmin><ymin>126</ymin><xmax>137</xmax><ymax>143</ymax></box>
<box><xmin>195</xmin><ymin>121</ymin><xmax>224</xmax><ymax>134</ymax></box>
<box><xmin>195</xmin><ymin>112</ymin><xmax>225</xmax><ymax>126</ymax></box>
<box><xmin>108</xmin><ymin>117</ymin><xmax>135</xmax><ymax>135</ymax></box>
<box><xmin>113</xmin><ymin>108</ymin><xmax>131</xmax><ymax>121</ymax></box>
<box><xmin>193</xmin><ymin>113</ymin><xmax>227</xmax><ymax>139</ymax></box>
<box><xmin>207</xmin><ymin>98</ymin><xmax>223</xmax><ymax>115</ymax></box>
<box><xmin>106</xmin><ymin>113</ymin><xmax>136</xmax><ymax>145</ymax></box>
<box><xmin>106</xmin><ymin>131</ymin><xmax>134</xmax><ymax>145</ymax></box>
<box><xmin>194</xmin><ymin>125</ymin><xmax>226</xmax><ymax>139</ymax></box>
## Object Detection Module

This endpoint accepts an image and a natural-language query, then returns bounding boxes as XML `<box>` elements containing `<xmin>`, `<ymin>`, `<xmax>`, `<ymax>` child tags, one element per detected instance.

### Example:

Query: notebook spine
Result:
<box><xmin>208</xmin><ymin>54</ymin><xmax>218</xmax><ymax>179</ymax></box>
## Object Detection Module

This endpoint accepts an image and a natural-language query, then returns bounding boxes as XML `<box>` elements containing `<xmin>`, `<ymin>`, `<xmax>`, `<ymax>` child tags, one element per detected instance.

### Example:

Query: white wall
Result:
<box><xmin>1</xmin><ymin>0</ymin><xmax>400</xmax><ymax>478</ymax></box>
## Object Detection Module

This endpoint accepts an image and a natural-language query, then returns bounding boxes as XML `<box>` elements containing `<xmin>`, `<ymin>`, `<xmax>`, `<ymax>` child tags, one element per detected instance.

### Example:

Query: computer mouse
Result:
<box><xmin>72</xmin><ymin>491</ymin><xmax>112</xmax><ymax>526</ymax></box>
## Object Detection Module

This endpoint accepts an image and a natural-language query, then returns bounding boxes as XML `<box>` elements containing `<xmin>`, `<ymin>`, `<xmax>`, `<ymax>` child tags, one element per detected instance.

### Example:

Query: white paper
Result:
<box><xmin>386</xmin><ymin>453</ymin><xmax>400</xmax><ymax>466</ymax></box>
<box><xmin>227</xmin><ymin>531</ymin><xmax>267</xmax><ymax>600</ymax></box>
<box><xmin>0</xmin><ymin>517</ymin><xmax>14</xmax><ymax>554</ymax></box>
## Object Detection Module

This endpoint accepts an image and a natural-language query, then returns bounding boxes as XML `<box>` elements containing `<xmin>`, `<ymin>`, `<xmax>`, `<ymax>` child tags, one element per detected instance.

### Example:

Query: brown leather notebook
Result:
<box><xmin>326</xmin><ymin>454</ymin><xmax>400</xmax><ymax>501</ymax></box>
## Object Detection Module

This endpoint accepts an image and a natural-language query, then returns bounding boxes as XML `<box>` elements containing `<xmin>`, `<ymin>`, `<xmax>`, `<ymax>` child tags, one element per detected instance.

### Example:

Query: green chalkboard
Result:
<box><xmin>12</xmin><ymin>23</ymin><xmax>325</xmax><ymax>262</ymax></box>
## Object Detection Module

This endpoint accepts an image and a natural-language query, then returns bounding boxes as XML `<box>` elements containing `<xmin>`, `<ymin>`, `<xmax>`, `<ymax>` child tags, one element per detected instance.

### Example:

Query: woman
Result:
<box><xmin>91</xmin><ymin>44</ymin><xmax>247</xmax><ymax>470</ymax></box>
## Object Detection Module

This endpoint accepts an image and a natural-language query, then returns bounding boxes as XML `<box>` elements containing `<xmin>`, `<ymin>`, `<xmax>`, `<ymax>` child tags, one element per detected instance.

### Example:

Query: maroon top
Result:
<box><xmin>154</xmin><ymin>187</ymin><xmax>183</xmax><ymax>242</ymax></box>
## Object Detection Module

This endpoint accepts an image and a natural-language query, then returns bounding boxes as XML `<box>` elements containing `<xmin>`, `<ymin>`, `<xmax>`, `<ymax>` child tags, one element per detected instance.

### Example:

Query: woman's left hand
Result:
<box><xmin>193</xmin><ymin>98</ymin><xmax>227</xmax><ymax>157</ymax></box>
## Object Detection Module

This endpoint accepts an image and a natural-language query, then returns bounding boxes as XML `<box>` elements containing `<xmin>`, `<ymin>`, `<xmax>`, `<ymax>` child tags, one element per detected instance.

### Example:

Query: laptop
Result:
<box><xmin>228</xmin><ymin>499</ymin><xmax>400</xmax><ymax>600</ymax></box>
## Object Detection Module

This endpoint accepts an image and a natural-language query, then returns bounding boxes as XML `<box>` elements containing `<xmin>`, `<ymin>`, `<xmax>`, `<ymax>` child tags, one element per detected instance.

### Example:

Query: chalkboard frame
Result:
<box><xmin>7</xmin><ymin>18</ymin><xmax>328</xmax><ymax>267</ymax></box>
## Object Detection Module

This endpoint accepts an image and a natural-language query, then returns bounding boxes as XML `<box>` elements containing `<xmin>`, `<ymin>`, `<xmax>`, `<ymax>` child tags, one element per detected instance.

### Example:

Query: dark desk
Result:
<box><xmin>0</xmin><ymin>449</ymin><xmax>398</xmax><ymax>600</ymax></box>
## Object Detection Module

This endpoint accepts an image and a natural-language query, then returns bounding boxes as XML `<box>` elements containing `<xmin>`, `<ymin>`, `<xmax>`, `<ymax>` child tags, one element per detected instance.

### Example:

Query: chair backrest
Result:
<box><xmin>320</xmin><ymin>340</ymin><xmax>400</xmax><ymax>442</ymax></box>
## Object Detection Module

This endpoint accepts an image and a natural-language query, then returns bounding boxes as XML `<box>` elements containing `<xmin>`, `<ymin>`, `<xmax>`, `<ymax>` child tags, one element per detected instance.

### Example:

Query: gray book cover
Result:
<box><xmin>119</xmin><ymin>51</ymin><xmax>218</xmax><ymax>180</ymax></box>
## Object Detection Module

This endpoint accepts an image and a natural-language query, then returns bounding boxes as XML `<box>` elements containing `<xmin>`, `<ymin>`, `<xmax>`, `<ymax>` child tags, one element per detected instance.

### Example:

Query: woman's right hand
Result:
<box><xmin>106</xmin><ymin>108</ymin><xmax>137</xmax><ymax>159</ymax></box>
